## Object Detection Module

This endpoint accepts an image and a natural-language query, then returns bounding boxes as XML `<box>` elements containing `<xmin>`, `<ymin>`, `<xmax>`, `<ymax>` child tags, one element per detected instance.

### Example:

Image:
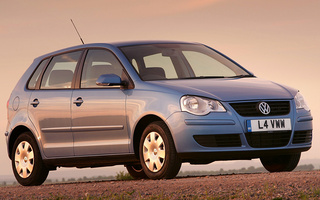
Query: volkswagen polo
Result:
<box><xmin>6</xmin><ymin>41</ymin><xmax>313</xmax><ymax>186</ymax></box>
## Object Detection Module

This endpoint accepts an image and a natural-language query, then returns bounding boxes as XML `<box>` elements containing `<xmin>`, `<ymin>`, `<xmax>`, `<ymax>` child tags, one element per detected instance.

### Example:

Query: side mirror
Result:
<box><xmin>96</xmin><ymin>74</ymin><xmax>126</xmax><ymax>86</ymax></box>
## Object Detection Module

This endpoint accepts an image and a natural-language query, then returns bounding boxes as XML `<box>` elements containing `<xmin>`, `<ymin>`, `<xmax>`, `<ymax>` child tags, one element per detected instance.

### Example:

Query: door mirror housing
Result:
<box><xmin>96</xmin><ymin>74</ymin><xmax>126</xmax><ymax>86</ymax></box>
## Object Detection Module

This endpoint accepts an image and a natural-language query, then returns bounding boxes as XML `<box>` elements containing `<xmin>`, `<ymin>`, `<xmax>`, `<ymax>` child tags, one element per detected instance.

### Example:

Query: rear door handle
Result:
<box><xmin>73</xmin><ymin>97</ymin><xmax>83</xmax><ymax>106</ymax></box>
<box><xmin>30</xmin><ymin>99</ymin><xmax>39</xmax><ymax>107</ymax></box>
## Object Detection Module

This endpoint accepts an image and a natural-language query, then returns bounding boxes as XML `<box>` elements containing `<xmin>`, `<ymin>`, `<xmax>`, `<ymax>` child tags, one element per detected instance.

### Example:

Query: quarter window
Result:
<box><xmin>81</xmin><ymin>49</ymin><xmax>124</xmax><ymax>88</ymax></box>
<box><xmin>40</xmin><ymin>51</ymin><xmax>82</xmax><ymax>89</ymax></box>
<box><xmin>28</xmin><ymin>59</ymin><xmax>49</xmax><ymax>89</ymax></box>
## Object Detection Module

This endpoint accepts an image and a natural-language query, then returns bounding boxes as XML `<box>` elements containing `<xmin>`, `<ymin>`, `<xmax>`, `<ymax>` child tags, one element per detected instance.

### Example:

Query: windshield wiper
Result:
<box><xmin>228</xmin><ymin>74</ymin><xmax>255</xmax><ymax>78</ymax></box>
<box><xmin>182</xmin><ymin>76</ymin><xmax>225</xmax><ymax>79</ymax></box>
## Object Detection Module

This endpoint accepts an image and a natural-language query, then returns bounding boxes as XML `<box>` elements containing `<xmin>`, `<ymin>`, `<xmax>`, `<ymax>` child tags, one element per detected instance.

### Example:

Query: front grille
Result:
<box><xmin>230</xmin><ymin>101</ymin><xmax>290</xmax><ymax>117</ymax></box>
<box><xmin>245</xmin><ymin>131</ymin><xmax>291</xmax><ymax>148</ymax></box>
<box><xmin>293</xmin><ymin>130</ymin><xmax>312</xmax><ymax>144</ymax></box>
<box><xmin>193</xmin><ymin>134</ymin><xmax>242</xmax><ymax>147</ymax></box>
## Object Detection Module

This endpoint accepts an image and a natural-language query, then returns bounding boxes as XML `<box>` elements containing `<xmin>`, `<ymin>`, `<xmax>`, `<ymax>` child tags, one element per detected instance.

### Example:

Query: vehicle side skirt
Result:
<box><xmin>43</xmin><ymin>154</ymin><xmax>139</xmax><ymax>169</ymax></box>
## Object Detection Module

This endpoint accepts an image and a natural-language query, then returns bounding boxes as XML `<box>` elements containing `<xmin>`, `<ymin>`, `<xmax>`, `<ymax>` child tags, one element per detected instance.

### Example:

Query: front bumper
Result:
<box><xmin>166</xmin><ymin>100</ymin><xmax>313</xmax><ymax>163</ymax></box>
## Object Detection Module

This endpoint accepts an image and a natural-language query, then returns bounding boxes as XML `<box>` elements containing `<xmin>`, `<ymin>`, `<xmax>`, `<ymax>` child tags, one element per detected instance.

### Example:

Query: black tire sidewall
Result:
<box><xmin>260</xmin><ymin>153</ymin><xmax>301</xmax><ymax>172</ymax></box>
<box><xmin>11</xmin><ymin>132</ymin><xmax>48</xmax><ymax>186</ymax></box>
<box><xmin>125</xmin><ymin>164</ymin><xmax>148</xmax><ymax>179</ymax></box>
<box><xmin>139</xmin><ymin>121</ymin><xmax>181</xmax><ymax>179</ymax></box>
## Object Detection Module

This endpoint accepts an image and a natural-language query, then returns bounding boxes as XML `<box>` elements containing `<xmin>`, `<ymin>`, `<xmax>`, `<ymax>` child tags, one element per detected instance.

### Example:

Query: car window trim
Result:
<box><xmin>26</xmin><ymin>58</ymin><xmax>51</xmax><ymax>90</ymax></box>
<box><xmin>74</xmin><ymin>47</ymin><xmax>134</xmax><ymax>90</ymax></box>
<box><xmin>73</xmin><ymin>49</ymin><xmax>88</xmax><ymax>89</ymax></box>
<box><xmin>35</xmin><ymin>50</ymin><xmax>85</xmax><ymax>90</ymax></box>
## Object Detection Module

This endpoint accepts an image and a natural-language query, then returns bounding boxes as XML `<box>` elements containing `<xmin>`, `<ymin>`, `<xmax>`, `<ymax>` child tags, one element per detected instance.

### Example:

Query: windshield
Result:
<box><xmin>120</xmin><ymin>43</ymin><xmax>252</xmax><ymax>81</ymax></box>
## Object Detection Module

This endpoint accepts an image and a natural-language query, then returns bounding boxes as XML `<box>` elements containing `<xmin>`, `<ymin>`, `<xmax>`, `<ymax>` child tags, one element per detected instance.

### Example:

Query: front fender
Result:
<box><xmin>125</xmin><ymin>89</ymin><xmax>181</xmax><ymax>152</ymax></box>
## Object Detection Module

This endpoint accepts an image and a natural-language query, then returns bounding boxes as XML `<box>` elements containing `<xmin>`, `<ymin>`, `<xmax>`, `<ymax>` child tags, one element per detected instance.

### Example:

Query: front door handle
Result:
<box><xmin>30</xmin><ymin>99</ymin><xmax>39</xmax><ymax>107</ymax></box>
<box><xmin>73</xmin><ymin>97</ymin><xmax>83</xmax><ymax>106</ymax></box>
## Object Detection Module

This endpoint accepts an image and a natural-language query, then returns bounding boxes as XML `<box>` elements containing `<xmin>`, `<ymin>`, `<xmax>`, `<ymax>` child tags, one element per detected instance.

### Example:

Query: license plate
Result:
<box><xmin>247</xmin><ymin>118</ymin><xmax>291</xmax><ymax>132</ymax></box>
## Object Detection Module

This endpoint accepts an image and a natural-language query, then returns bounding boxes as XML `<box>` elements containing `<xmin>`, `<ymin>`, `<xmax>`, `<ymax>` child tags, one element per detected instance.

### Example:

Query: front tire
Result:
<box><xmin>139</xmin><ymin>121</ymin><xmax>181</xmax><ymax>179</ymax></box>
<box><xmin>260</xmin><ymin>153</ymin><xmax>301</xmax><ymax>172</ymax></box>
<box><xmin>11</xmin><ymin>132</ymin><xmax>49</xmax><ymax>186</ymax></box>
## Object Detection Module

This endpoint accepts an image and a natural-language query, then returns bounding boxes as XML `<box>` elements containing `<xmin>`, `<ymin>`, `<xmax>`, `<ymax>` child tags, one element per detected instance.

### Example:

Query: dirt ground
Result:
<box><xmin>1</xmin><ymin>171</ymin><xmax>320</xmax><ymax>199</ymax></box>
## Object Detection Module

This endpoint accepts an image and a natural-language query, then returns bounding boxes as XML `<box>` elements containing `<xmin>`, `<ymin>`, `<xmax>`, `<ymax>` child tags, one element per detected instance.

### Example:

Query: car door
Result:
<box><xmin>28</xmin><ymin>51</ymin><xmax>82</xmax><ymax>157</ymax></box>
<box><xmin>71</xmin><ymin>49</ymin><xmax>129</xmax><ymax>156</ymax></box>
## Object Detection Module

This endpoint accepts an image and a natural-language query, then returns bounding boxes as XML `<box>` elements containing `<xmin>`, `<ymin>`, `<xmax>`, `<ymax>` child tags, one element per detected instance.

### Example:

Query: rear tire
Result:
<box><xmin>260</xmin><ymin>153</ymin><xmax>301</xmax><ymax>172</ymax></box>
<box><xmin>11</xmin><ymin>132</ymin><xmax>49</xmax><ymax>186</ymax></box>
<box><xmin>125</xmin><ymin>164</ymin><xmax>148</xmax><ymax>179</ymax></box>
<box><xmin>139</xmin><ymin>121</ymin><xmax>181</xmax><ymax>179</ymax></box>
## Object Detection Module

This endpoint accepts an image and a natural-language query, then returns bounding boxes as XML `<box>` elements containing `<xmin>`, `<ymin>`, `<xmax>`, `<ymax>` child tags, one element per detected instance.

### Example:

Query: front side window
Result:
<box><xmin>28</xmin><ymin>59</ymin><xmax>49</xmax><ymax>89</ymax></box>
<box><xmin>121</xmin><ymin>44</ymin><xmax>251</xmax><ymax>81</ymax></box>
<box><xmin>40</xmin><ymin>51</ymin><xmax>82</xmax><ymax>89</ymax></box>
<box><xmin>81</xmin><ymin>49</ymin><xmax>124</xmax><ymax>88</ymax></box>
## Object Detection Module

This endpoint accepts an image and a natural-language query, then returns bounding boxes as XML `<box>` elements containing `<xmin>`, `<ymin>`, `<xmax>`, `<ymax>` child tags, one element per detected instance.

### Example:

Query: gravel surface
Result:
<box><xmin>1</xmin><ymin>171</ymin><xmax>319</xmax><ymax>199</ymax></box>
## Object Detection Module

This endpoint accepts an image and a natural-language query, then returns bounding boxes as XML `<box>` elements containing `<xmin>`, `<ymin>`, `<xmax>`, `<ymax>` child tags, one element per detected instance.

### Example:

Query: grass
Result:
<box><xmin>115</xmin><ymin>171</ymin><xmax>134</xmax><ymax>181</ymax></box>
<box><xmin>298</xmin><ymin>188</ymin><xmax>320</xmax><ymax>200</ymax></box>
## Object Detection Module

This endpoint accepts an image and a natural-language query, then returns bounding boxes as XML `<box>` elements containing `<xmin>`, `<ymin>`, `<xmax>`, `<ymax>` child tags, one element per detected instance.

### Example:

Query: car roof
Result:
<box><xmin>35</xmin><ymin>40</ymin><xmax>199</xmax><ymax>61</ymax></box>
<box><xmin>110</xmin><ymin>40</ymin><xmax>197</xmax><ymax>47</ymax></box>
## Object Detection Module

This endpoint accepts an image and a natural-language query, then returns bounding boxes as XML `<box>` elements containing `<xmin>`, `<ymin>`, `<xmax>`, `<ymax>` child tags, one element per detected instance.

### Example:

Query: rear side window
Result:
<box><xmin>40</xmin><ymin>51</ymin><xmax>82</xmax><ymax>89</ymax></box>
<box><xmin>28</xmin><ymin>59</ymin><xmax>48</xmax><ymax>89</ymax></box>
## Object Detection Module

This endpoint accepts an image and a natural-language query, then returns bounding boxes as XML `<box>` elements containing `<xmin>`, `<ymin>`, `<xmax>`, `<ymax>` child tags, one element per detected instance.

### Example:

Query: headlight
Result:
<box><xmin>294</xmin><ymin>92</ymin><xmax>310</xmax><ymax>111</ymax></box>
<box><xmin>180</xmin><ymin>96</ymin><xmax>226</xmax><ymax>115</ymax></box>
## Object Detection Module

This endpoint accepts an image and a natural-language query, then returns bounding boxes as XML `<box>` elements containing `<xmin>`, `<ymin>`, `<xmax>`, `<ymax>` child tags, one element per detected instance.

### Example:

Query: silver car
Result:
<box><xmin>6</xmin><ymin>41</ymin><xmax>313</xmax><ymax>186</ymax></box>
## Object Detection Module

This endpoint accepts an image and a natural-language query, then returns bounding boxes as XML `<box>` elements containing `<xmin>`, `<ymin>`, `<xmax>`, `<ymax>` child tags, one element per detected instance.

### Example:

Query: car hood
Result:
<box><xmin>148</xmin><ymin>78</ymin><xmax>297</xmax><ymax>101</ymax></box>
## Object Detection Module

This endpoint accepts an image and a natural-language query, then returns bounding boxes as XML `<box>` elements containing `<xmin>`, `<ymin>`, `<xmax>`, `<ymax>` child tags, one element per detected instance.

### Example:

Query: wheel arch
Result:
<box><xmin>8</xmin><ymin>125</ymin><xmax>37</xmax><ymax>160</ymax></box>
<box><xmin>132</xmin><ymin>114</ymin><xmax>173</xmax><ymax>159</ymax></box>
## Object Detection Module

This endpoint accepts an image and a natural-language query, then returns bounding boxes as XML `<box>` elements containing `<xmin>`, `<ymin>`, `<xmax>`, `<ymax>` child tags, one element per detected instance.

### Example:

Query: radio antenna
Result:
<box><xmin>70</xmin><ymin>19</ymin><xmax>85</xmax><ymax>44</ymax></box>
